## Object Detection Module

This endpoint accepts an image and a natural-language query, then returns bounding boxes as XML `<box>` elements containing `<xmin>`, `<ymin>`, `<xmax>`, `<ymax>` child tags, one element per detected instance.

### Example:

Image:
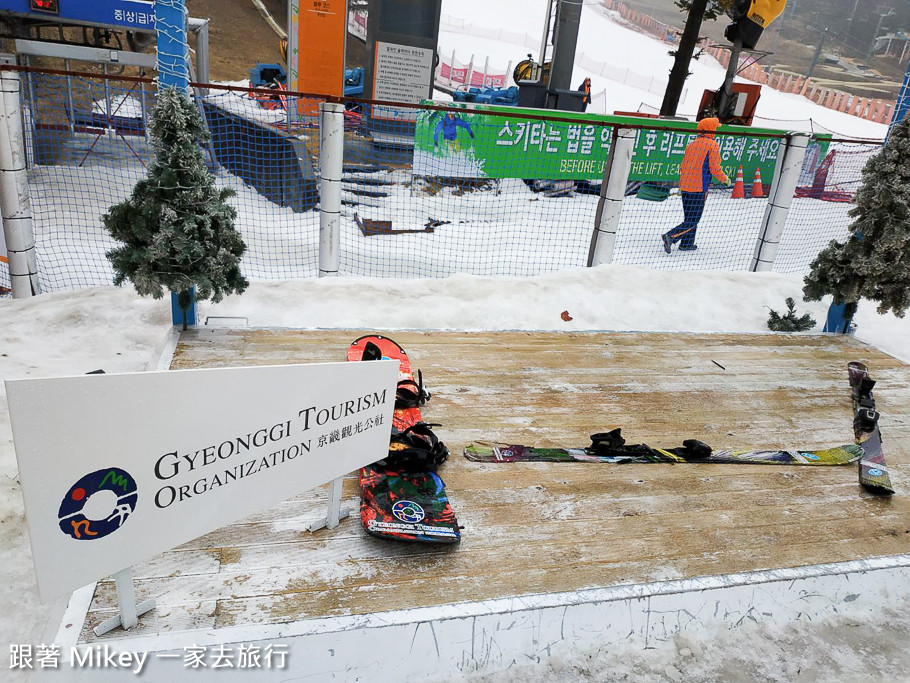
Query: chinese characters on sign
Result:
<box><xmin>10</xmin><ymin>643</ymin><xmax>290</xmax><ymax>673</ymax></box>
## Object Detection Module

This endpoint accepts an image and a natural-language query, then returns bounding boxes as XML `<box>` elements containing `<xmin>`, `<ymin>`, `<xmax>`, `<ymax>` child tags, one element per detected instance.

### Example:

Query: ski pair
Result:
<box><xmin>465</xmin><ymin>362</ymin><xmax>895</xmax><ymax>497</ymax></box>
<box><xmin>464</xmin><ymin>428</ymin><xmax>863</xmax><ymax>466</ymax></box>
<box><xmin>848</xmin><ymin>362</ymin><xmax>894</xmax><ymax>495</ymax></box>
<box><xmin>348</xmin><ymin>335</ymin><xmax>461</xmax><ymax>543</ymax></box>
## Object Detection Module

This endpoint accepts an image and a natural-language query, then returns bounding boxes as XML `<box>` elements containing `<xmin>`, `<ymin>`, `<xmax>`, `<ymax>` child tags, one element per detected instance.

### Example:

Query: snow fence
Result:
<box><xmin>0</xmin><ymin>66</ymin><xmax>883</xmax><ymax>294</ymax></box>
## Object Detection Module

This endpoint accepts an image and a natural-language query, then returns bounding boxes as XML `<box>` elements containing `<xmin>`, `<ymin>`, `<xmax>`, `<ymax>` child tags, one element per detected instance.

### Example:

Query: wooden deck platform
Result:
<box><xmin>79</xmin><ymin>330</ymin><xmax>910</xmax><ymax>641</ymax></box>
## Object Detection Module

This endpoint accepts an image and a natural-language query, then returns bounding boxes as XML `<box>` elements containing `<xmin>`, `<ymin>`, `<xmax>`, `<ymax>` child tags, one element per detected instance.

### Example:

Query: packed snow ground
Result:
<box><xmin>1</xmin><ymin>1</ymin><xmax>907</xmax><ymax>680</ymax></box>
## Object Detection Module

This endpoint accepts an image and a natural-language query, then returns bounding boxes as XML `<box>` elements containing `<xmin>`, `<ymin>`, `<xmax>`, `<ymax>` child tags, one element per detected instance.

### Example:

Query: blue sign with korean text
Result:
<box><xmin>0</xmin><ymin>0</ymin><xmax>155</xmax><ymax>31</ymax></box>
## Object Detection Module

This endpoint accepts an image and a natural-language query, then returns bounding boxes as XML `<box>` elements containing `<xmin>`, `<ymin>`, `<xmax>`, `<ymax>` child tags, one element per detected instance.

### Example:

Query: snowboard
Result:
<box><xmin>464</xmin><ymin>428</ymin><xmax>864</xmax><ymax>466</ymax></box>
<box><xmin>348</xmin><ymin>335</ymin><xmax>461</xmax><ymax>543</ymax></box>
<box><xmin>848</xmin><ymin>362</ymin><xmax>895</xmax><ymax>495</ymax></box>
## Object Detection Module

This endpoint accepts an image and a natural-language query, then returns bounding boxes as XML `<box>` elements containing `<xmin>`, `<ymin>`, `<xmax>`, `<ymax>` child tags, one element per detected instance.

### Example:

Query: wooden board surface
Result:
<box><xmin>81</xmin><ymin>330</ymin><xmax>910</xmax><ymax>641</ymax></box>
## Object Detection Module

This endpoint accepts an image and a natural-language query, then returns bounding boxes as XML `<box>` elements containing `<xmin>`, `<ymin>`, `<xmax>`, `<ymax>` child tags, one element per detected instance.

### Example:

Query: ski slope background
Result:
<box><xmin>436</xmin><ymin>0</ymin><xmax>890</xmax><ymax>139</ymax></box>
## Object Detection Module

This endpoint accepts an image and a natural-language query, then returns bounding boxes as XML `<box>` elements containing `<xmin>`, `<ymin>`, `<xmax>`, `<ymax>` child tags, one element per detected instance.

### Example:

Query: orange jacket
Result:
<box><xmin>679</xmin><ymin>135</ymin><xmax>729</xmax><ymax>193</ymax></box>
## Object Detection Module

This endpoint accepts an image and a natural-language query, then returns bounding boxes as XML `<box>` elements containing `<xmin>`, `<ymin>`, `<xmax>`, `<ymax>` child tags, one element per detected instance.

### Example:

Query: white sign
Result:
<box><xmin>6</xmin><ymin>360</ymin><xmax>398</xmax><ymax>601</ymax></box>
<box><xmin>373</xmin><ymin>40</ymin><xmax>434</xmax><ymax>104</ymax></box>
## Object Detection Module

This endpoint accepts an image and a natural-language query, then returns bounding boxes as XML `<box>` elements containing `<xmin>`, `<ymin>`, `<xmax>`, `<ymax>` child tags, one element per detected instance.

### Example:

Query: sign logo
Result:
<box><xmin>58</xmin><ymin>468</ymin><xmax>138</xmax><ymax>540</ymax></box>
<box><xmin>869</xmin><ymin>468</ymin><xmax>884</xmax><ymax>477</ymax></box>
<box><xmin>800</xmin><ymin>453</ymin><xmax>821</xmax><ymax>461</ymax></box>
<box><xmin>391</xmin><ymin>500</ymin><xmax>425</xmax><ymax>524</ymax></box>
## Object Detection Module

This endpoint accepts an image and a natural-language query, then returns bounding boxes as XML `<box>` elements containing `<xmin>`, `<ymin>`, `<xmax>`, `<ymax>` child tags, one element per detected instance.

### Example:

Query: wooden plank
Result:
<box><xmin>80</xmin><ymin>330</ymin><xmax>910</xmax><ymax>641</ymax></box>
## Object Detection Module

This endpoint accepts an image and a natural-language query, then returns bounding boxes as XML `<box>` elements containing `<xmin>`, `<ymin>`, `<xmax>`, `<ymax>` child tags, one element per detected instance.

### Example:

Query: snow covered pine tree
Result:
<box><xmin>803</xmin><ymin>117</ymin><xmax>910</xmax><ymax>321</ymax></box>
<box><xmin>103</xmin><ymin>86</ymin><xmax>248</xmax><ymax>329</ymax></box>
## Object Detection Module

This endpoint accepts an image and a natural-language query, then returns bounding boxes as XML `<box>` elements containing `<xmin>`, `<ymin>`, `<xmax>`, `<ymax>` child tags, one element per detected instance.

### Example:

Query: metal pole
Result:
<box><xmin>0</xmin><ymin>69</ymin><xmax>38</xmax><ymax>298</ymax></box>
<box><xmin>539</xmin><ymin>0</ymin><xmax>555</xmax><ymax>67</ymax></box>
<box><xmin>156</xmin><ymin>0</ymin><xmax>196</xmax><ymax>325</ymax></box>
<box><xmin>188</xmin><ymin>18</ymin><xmax>210</xmax><ymax>94</ymax></box>
<box><xmin>64</xmin><ymin>59</ymin><xmax>75</xmax><ymax>133</ymax></box>
<box><xmin>588</xmin><ymin>127</ymin><xmax>635</xmax><ymax>266</ymax></box>
<box><xmin>102</xmin><ymin>62</ymin><xmax>112</xmax><ymax>132</ymax></box>
<box><xmin>750</xmin><ymin>133</ymin><xmax>810</xmax><ymax>272</ymax></box>
<box><xmin>717</xmin><ymin>38</ymin><xmax>742</xmax><ymax>121</ymax></box>
<box><xmin>318</xmin><ymin>101</ymin><xmax>344</xmax><ymax>277</ymax></box>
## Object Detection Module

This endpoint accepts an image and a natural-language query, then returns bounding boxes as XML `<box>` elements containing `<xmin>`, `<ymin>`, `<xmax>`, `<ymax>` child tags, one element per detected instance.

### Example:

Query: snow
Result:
<box><xmin>1</xmin><ymin>2</ymin><xmax>907</xmax><ymax>680</ymax></box>
<box><xmin>436</xmin><ymin>0</ymin><xmax>890</xmax><ymax>139</ymax></box>
<box><xmin>3</xmin><ymin>270</ymin><xmax>910</xmax><ymax>681</ymax></box>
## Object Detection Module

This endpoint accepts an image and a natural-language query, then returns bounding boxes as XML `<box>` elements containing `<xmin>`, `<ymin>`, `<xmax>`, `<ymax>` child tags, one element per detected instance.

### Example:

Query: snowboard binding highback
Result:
<box><xmin>360</xmin><ymin>341</ymin><xmax>432</xmax><ymax>409</ymax></box>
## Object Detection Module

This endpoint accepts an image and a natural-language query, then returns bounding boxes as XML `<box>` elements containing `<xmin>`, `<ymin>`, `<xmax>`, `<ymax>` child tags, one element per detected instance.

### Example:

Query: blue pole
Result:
<box><xmin>888</xmin><ymin>58</ymin><xmax>910</xmax><ymax>139</ymax></box>
<box><xmin>155</xmin><ymin>0</ymin><xmax>196</xmax><ymax>325</ymax></box>
<box><xmin>155</xmin><ymin>0</ymin><xmax>189</xmax><ymax>93</ymax></box>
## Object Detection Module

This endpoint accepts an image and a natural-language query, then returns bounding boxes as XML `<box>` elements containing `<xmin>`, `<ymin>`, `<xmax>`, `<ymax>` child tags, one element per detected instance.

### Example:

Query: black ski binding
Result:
<box><xmin>680</xmin><ymin>439</ymin><xmax>712</xmax><ymax>459</ymax></box>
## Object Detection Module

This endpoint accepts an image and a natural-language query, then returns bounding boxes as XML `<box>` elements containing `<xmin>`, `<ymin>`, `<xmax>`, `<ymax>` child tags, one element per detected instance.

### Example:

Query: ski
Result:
<box><xmin>348</xmin><ymin>335</ymin><xmax>461</xmax><ymax>544</ymax></box>
<box><xmin>847</xmin><ymin>362</ymin><xmax>895</xmax><ymax>495</ymax></box>
<box><xmin>464</xmin><ymin>428</ymin><xmax>863</xmax><ymax>465</ymax></box>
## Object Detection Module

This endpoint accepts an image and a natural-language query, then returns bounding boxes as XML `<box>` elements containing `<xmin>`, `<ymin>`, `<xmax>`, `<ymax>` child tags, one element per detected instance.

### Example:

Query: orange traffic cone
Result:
<box><xmin>751</xmin><ymin>167</ymin><xmax>764</xmax><ymax>198</ymax></box>
<box><xmin>731</xmin><ymin>166</ymin><xmax>745</xmax><ymax>199</ymax></box>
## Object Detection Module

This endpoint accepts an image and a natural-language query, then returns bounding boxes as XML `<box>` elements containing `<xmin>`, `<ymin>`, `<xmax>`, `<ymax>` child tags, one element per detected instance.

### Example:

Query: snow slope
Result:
<box><xmin>437</xmin><ymin>0</ymin><xmax>889</xmax><ymax>139</ymax></box>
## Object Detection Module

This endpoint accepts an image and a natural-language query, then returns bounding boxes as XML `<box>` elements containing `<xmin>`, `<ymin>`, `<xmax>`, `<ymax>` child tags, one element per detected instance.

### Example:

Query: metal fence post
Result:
<box><xmin>157</xmin><ymin>0</ymin><xmax>197</xmax><ymax>325</ymax></box>
<box><xmin>588</xmin><ymin>127</ymin><xmax>635</xmax><ymax>266</ymax></box>
<box><xmin>0</xmin><ymin>69</ymin><xmax>39</xmax><ymax>298</ymax></box>
<box><xmin>750</xmin><ymin>133</ymin><xmax>810</xmax><ymax>272</ymax></box>
<box><xmin>318</xmin><ymin>101</ymin><xmax>344</xmax><ymax>277</ymax></box>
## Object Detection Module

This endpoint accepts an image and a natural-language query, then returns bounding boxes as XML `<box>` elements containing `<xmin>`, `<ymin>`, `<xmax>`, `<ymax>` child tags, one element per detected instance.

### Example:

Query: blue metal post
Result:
<box><xmin>156</xmin><ymin>0</ymin><xmax>196</xmax><ymax>325</ymax></box>
<box><xmin>156</xmin><ymin>0</ymin><xmax>189</xmax><ymax>92</ymax></box>
<box><xmin>823</xmin><ymin>301</ymin><xmax>858</xmax><ymax>335</ymax></box>
<box><xmin>888</xmin><ymin>59</ymin><xmax>910</xmax><ymax>139</ymax></box>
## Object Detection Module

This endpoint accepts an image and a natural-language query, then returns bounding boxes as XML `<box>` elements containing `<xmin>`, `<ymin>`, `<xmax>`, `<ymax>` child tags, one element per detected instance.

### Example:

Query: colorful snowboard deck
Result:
<box><xmin>348</xmin><ymin>335</ymin><xmax>460</xmax><ymax>544</ymax></box>
<box><xmin>848</xmin><ymin>361</ymin><xmax>895</xmax><ymax>495</ymax></box>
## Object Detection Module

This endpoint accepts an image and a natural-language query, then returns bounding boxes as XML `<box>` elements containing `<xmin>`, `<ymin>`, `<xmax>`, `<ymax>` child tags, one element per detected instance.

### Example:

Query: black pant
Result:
<box><xmin>666</xmin><ymin>191</ymin><xmax>707</xmax><ymax>248</ymax></box>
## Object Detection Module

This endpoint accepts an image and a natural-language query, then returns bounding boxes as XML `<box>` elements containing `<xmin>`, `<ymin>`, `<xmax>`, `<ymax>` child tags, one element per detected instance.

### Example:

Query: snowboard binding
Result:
<box><xmin>854</xmin><ymin>407</ymin><xmax>880</xmax><ymax>435</ymax></box>
<box><xmin>395</xmin><ymin>369</ymin><xmax>431</xmax><ymax>409</ymax></box>
<box><xmin>853</xmin><ymin>375</ymin><xmax>876</xmax><ymax>409</ymax></box>
<box><xmin>379</xmin><ymin>422</ymin><xmax>450</xmax><ymax>472</ymax></box>
<box><xmin>587</xmin><ymin>429</ymin><xmax>713</xmax><ymax>461</ymax></box>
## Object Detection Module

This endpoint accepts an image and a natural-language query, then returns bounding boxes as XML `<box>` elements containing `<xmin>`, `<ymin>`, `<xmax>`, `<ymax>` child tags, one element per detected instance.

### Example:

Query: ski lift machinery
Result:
<box><xmin>701</xmin><ymin>0</ymin><xmax>788</xmax><ymax>125</ymax></box>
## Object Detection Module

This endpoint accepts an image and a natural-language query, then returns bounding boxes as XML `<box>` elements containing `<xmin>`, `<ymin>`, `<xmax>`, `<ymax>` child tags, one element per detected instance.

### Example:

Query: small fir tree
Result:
<box><xmin>803</xmin><ymin>117</ymin><xmax>910</xmax><ymax>321</ymax></box>
<box><xmin>767</xmin><ymin>297</ymin><xmax>816</xmax><ymax>332</ymax></box>
<box><xmin>104</xmin><ymin>86</ymin><xmax>248</xmax><ymax>329</ymax></box>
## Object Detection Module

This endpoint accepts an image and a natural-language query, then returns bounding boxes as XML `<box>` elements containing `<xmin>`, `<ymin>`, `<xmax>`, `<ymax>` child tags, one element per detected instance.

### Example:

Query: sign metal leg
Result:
<box><xmin>308</xmin><ymin>476</ymin><xmax>351</xmax><ymax>532</ymax></box>
<box><xmin>92</xmin><ymin>568</ymin><xmax>156</xmax><ymax>637</ymax></box>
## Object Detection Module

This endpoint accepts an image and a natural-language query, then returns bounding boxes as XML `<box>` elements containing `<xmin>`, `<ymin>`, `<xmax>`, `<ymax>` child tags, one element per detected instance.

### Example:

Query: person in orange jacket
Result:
<box><xmin>577</xmin><ymin>77</ymin><xmax>591</xmax><ymax>111</ymax></box>
<box><xmin>662</xmin><ymin>117</ymin><xmax>730</xmax><ymax>252</ymax></box>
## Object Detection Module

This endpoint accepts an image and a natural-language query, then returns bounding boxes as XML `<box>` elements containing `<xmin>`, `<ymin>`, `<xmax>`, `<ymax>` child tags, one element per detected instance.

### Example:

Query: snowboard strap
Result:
<box><xmin>854</xmin><ymin>407</ymin><xmax>880</xmax><ymax>434</ymax></box>
<box><xmin>396</xmin><ymin>369</ymin><xmax>431</xmax><ymax>409</ymax></box>
<box><xmin>379</xmin><ymin>422</ymin><xmax>450</xmax><ymax>472</ymax></box>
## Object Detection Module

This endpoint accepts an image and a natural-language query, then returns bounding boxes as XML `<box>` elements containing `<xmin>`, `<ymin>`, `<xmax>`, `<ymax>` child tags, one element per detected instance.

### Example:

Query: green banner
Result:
<box><xmin>413</xmin><ymin>103</ymin><xmax>816</xmax><ymax>185</ymax></box>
